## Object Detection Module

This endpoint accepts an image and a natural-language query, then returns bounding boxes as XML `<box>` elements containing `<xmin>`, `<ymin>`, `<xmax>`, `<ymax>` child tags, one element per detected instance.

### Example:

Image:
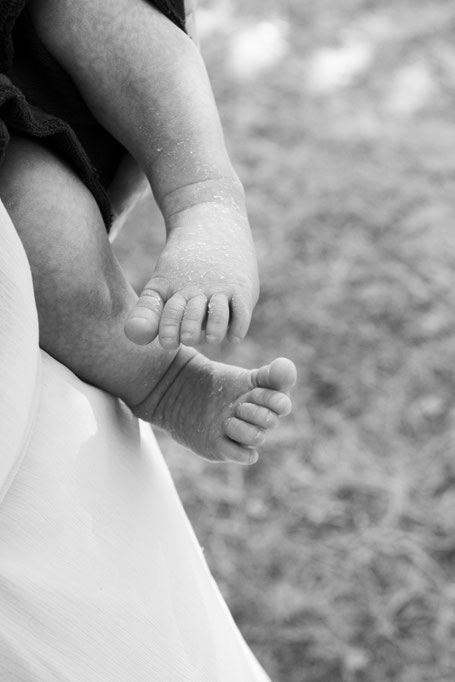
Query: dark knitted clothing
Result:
<box><xmin>0</xmin><ymin>0</ymin><xmax>186</xmax><ymax>228</ymax></box>
<box><xmin>151</xmin><ymin>0</ymin><xmax>186</xmax><ymax>32</ymax></box>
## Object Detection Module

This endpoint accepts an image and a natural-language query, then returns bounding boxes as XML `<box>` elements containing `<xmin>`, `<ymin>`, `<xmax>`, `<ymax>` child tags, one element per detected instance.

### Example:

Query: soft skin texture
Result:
<box><xmin>0</xmin><ymin>137</ymin><xmax>296</xmax><ymax>465</ymax></box>
<box><xmin>29</xmin><ymin>0</ymin><xmax>260</xmax><ymax>349</ymax></box>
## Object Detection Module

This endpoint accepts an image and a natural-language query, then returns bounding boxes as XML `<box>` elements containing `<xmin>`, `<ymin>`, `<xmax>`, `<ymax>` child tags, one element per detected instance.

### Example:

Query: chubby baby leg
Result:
<box><xmin>0</xmin><ymin>135</ymin><xmax>296</xmax><ymax>464</ymax></box>
<box><xmin>29</xmin><ymin>0</ymin><xmax>259</xmax><ymax>351</ymax></box>
<box><xmin>0</xmin><ymin>136</ymin><xmax>187</xmax><ymax>407</ymax></box>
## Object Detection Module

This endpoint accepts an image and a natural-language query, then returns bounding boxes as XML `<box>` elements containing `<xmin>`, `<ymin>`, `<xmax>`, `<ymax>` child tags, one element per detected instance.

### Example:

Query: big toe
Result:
<box><xmin>254</xmin><ymin>357</ymin><xmax>297</xmax><ymax>391</ymax></box>
<box><xmin>125</xmin><ymin>311</ymin><xmax>159</xmax><ymax>345</ymax></box>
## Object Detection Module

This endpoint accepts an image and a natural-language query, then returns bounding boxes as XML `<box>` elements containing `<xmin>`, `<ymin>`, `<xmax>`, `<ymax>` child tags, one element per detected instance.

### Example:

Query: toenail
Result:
<box><xmin>254</xmin><ymin>430</ymin><xmax>266</xmax><ymax>445</ymax></box>
<box><xmin>248</xmin><ymin>451</ymin><xmax>259</xmax><ymax>465</ymax></box>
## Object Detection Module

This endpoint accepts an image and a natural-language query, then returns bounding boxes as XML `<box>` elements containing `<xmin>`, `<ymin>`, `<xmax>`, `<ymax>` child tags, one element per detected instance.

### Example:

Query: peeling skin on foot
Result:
<box><xmin>124</xmin><ymin>197</ymin><xmax>260</xmax><ymax>348</ymax></box>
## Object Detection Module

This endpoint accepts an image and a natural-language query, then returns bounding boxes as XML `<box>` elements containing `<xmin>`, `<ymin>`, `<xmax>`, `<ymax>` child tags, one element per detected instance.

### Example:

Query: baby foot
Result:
<box><xmin>124</xmin><ymin>190</ymin><xmax>260</xmax><ymax>350</ymax></box>
<box><xmin>132</xmin><ymin>353</ymin><xmax>297</xmax><ymax>465</ymax></box>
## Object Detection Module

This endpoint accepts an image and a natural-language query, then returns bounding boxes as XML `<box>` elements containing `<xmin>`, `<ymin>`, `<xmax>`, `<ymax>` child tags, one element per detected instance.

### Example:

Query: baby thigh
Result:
<box><xmin>0</xmin><ymin>135</ymin><xmax>132</xmax><ymax>354</ymax></box>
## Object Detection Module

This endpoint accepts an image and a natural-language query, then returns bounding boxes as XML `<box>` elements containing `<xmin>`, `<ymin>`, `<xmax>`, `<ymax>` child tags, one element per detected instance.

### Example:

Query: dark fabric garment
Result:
<box><xmin>11</xmin><ymin>11</ymin><xmax>125</xmax><ymax>190</ymax></box>
<box><xmin>152</xmin><ymin>0</ymin><xmax>186</xmax><ymax>32</ymax></box>
<box><xmin>0</xmin><ymin>0</ymin><xmax>186</xmax><ymax>229</ymax></box>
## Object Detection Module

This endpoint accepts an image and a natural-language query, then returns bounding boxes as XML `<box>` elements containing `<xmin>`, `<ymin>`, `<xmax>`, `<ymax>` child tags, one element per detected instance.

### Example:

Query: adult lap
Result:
<box><xmin>0</xmin><ymin>200</ymin><xmax>270</xmax><ymax>681</ymax></box>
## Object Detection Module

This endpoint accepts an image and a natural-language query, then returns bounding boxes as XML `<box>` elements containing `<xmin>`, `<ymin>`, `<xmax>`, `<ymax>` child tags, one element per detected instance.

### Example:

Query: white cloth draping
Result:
<box><xmin>0</xmin><ymin>200</ymin><xmax>270</xmax><ymax>681</ymax></box>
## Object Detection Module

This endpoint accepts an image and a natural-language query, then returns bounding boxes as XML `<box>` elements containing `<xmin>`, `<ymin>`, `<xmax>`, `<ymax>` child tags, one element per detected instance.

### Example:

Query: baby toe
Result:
<box><xmin>252</xmin><ymin>358</ymin><xmax>297</xmax><ymax>391</ymax></box>
<box><xmin>158</xmin><ymin>293</ymin><xmax>187</xmax><ymax>349</ymax></box>
<box><xmin>205</xmin><ymin>294</ymin><xmax>229</xmax><ymax>344</ymax></box>
<box><xmin>180</xmin><ymin>294</ymin><xmax>207</xmax><ymax>346</ymax></box>
<box><xmin>224</xmin><ymin>417</ymin><xmax>266</xmax><ymax>448</ymax></box>
<box><xmin>228</xmin><ymin>294</ymin><xmax>251</xmax><ymax>343</ymax></box>
<box><xmin>124</xmin><ymin>289</ymin><xmax>164</xmax><ymax>345</ymax></box>
<box><xmin>234</xmin><ymin>402</ymin><xmax>279</xmax><ymax>429</ymax></box>
<box><xmin>269</xmin><ymin>357</ymin><xmax>297</xmax><ymax>389</ymax></box>
<box><xmin>217</xmin><ymin>437</ymin><xmax>259</xmax><ymax>466</ymax></box>
<box><xmin>246</xmin><ymin>388</ymin><xmax>292</xmax><ymax>416</ymax></box>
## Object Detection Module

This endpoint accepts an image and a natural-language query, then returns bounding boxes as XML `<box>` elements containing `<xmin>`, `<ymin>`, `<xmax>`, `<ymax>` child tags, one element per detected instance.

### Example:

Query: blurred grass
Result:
<box><xmin>113</xmin><ymin>0</ymin><xmax>455</xmax><ymax>679</ymax></box>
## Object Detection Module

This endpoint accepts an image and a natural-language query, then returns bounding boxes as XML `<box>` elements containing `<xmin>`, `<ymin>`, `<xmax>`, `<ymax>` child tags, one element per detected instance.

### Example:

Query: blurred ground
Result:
<box><xmin>113</xmin><ymin>1</ymin><xmax>455</xmax><ymax>680</ymax></box>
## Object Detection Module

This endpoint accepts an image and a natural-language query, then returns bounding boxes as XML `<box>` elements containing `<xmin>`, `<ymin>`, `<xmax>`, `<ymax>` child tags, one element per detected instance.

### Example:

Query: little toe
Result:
<box><xmin>124</xmin><ymin>289</ymin><xmax>164</xmax><ymax>345</ymax></box>
<box><xmin>217</xmin><ymin>437</ymin><xmax>259</xmax><ymax>466</ymax></box>
<box><xmin>205</xmin><ymin>294</ymin><xmax>230</xmax><ymax>344</ymax></box>
<box><xmin>227</xmin><ymin>295</ymin><xmax>251</xmax><ymax>343</ymax></box>
<box><xmin>158</xmin><ymin>293</ymin><xmax>187</xmax><ymax>349</ymax></box>
<box><xmin>224</xmin><ymin>417</ymin><xmax>266</xmax><ymax>448</ymax></box>
<box><xmin>234</xmin><ymin>402</ymin><xmax>279</xmax><ymax>430</ymax></box>
<box><xmin>245</xmin><ymin>387</ymin><xmax>292</xmax><ymax>416</ymax></box>
<box><xmin>180</xmin><ymin>294</ymin><xmax>207</xmax><ymax>346</ymax></box>
<box><xmin>252</xmin><ymin>357</ymin><xmax>297</xmax><ymax>391</ymax></box>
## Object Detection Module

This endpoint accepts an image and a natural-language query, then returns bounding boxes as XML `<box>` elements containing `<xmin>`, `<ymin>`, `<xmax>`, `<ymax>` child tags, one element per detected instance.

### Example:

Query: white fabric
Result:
<box><xmin>0</xmin><ymin>200</ymin><xmax>270</xmax><ymax>681</ymax></box>
<box><xmin>0</xmin><ymin>201</ymin><xmax>40</xmax><ymax>504</ymax></box>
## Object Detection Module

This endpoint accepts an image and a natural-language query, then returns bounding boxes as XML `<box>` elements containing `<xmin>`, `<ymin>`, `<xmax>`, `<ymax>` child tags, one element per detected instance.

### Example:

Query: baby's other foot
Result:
<box><xmin>132</xmin><ymin>353</ymin><xmax>297</xmax><ymax>465</ymax></box>
<box><xmin>124</xmin><ymin>193</ymin><xmax>259</xmax><ymax>349</ymax></box>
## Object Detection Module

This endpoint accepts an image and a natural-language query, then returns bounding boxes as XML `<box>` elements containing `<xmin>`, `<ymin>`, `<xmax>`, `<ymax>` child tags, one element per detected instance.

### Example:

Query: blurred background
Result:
<box><xmin>114</xmin><ymin>1</ymin><xmax>455</xmax><ymax>680</ymax></box>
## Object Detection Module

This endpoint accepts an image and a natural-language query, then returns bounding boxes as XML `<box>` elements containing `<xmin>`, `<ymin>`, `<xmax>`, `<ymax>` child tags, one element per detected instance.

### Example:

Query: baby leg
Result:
<box><xmin>0</xmin><ymin>136</ymin><xmax>296</xmax><ymax>464</ymax></box>
<box><xmin>0</xmin><ymin>134</ymin><xmax>173</xmax><ymax>404</ymax></box>
<box><xmin>29</xmin><ymin>0</ymin><xmax>259</xmax><ymax>350</ymax></box>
